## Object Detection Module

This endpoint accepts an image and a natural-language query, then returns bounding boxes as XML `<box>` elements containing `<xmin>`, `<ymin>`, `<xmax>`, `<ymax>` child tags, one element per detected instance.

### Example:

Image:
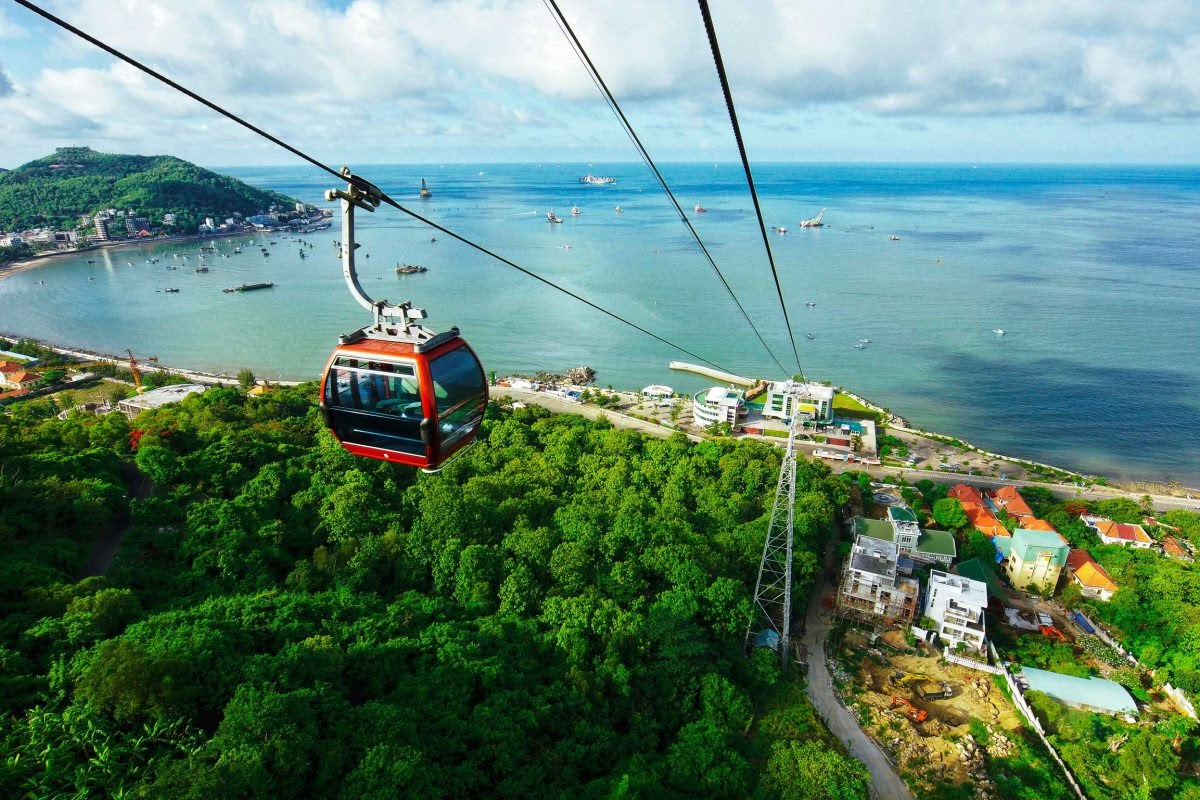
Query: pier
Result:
<box><xmin>668</xmin><ymin>361</ymin><xmax>754</xmax><ymax>386</ymax></box>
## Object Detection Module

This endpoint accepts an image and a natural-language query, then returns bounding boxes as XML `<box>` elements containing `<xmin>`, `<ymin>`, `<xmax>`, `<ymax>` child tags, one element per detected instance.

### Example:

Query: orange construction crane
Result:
<box><xmin>126</xmin><ymin>349</ymin><xmax>143</xmax><ymax>392</ymax></box>
<box><xmin>891</xmin><ymin>696</ymin><xmax>928</xmax><ymax>723</ymax></box>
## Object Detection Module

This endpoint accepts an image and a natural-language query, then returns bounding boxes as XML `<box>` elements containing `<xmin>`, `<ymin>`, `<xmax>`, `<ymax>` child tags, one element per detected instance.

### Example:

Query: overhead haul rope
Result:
<box><xmin>13</xmin><ymin>0</ymin><xmax>736</xmax><ymax>373</ymax></box>
<box><xmin>697</xmin><ymin>0</ymin><xmax>804</xmax><ymax>379</ymax></box>
<box><xmin>543</xmin><ymin>0</ymin><xmax>788</xmax><ymax>377</ymax></box>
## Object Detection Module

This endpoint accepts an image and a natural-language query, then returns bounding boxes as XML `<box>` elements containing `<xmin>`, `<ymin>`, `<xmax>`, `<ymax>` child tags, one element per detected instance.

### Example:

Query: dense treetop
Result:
<box><xmin>0</xmin><ymin>387</ymin><xmax>864</xmax><ymax>799</ymax></box>
<box><xmin>0</xmin><ymin>146</ymin><xmax>298</xmax><ymax>231</ymax></box>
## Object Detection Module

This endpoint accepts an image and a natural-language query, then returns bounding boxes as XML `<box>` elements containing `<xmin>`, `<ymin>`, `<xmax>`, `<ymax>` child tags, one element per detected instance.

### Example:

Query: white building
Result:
<box><xmin>761</xmin><ymin>380</ymin><xmax>836</xmax><ymax>424</ymax></box>
<box><xmin>692</xmin><ymin>386</ymin><xmax>745</xmax><ymax>429</ymax></box>
<box><xmin>117</xmin><ymin>383</ymin><xmax>206</xmax><ymax>419</ymax></box>
<box><xmin>924</xmin><ymin>571</ymin><xmax>988</xmax><ymax>653</ymax></box>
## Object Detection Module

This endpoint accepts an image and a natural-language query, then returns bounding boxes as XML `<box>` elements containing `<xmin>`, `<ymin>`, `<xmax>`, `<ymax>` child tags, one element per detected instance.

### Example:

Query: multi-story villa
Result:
<box><xmin>761</xmin><ymin>380</ymin><xmax>835</xmax><ymax>424</ymax></box>
<box><xmin>924</xmin><ymin>571</ymin><xmax>988</xmax><ymax>653</ymax></box>
<box><xmin>691</xmin><ymin>386</ymin><xmax>745</xmax><ymax>429</ymax></box>
<box><xmin>837</xmin><ymin>534</ymin><xmax>920</xmax><ymax>624</ymax></box>
<box><xmin>1003</xmin><ymin>528</ymin><xmax>1069</xmax><ymax>593</ymax></box>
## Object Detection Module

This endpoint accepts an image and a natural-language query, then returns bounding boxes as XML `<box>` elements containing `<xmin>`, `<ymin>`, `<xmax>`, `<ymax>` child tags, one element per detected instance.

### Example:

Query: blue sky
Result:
<box><xmin>1</xmin><ymin>0</ymin><xmax>1199</xmax><ymax>168</ymax></box>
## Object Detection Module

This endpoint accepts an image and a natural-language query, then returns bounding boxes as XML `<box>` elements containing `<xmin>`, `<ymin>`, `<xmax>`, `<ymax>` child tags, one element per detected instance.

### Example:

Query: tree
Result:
<box><xmin>236</xmin><ymin>368</ymin><xmax>256</xmax><ymax>390</ymax></box>
<box><xmin>761</xmin><ymin>739</ymin><xmax>870</xmax><ymax>800</ymax></box>
<box><xmin>932</xmin><ymin>497</ymin><xmax>969</xmax><ymax>531</ymax></box>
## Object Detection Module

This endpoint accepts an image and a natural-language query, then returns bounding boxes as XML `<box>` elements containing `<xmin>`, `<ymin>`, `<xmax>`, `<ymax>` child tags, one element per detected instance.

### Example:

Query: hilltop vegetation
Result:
<box><xmin>0</xmin><ymin>388</ymin><xmax>864</xmax><ymax>799</ymax></box>
<box><xmin>0</xmin><ymin>146</ymin><xmax>297</xmax><ymax>231</ymax></box>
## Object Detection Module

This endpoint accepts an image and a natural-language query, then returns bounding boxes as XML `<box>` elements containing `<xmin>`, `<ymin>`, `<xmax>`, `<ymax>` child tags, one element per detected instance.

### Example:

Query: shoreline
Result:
<box><xmin>0</xmin><ymin>229</ymin><xmax>268</xmax><ymax>282</ymax></box>
<box><xmin>5</xmin><ymin>330</ymin><xmax>1198</xmax><ymax>497</ymax></box>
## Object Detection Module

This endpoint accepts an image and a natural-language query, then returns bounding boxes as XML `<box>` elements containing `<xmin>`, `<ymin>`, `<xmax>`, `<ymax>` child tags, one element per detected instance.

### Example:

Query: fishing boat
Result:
<box><xmin>195</xmin><ymin>267</ymin><xmax>209</xmax><ymax>273</ymax></box>
<box><xmin>889</xmin><ymin>234</ymin><xmax>901</xmax><ymax>241</ymax></box>
<box><xmin>420</xmin><ymin>178</ymin><xmax>431</xmax><ymax>199</ymax></box>
<box><xmin>694</xmin><ymin>203</ymin><xmax>707</xmax><ymax>213</ymax></box>
<box><xmin>579</xmin><ymin>174</ymin><xmax>616</xmax><ymax>185</ymax></box>
<box><xmin>992</xmin><ymin>328</ymin><xmax>1006</xmax><ymax>335</ymax></box>
<box><xmin>772</xmin><ymin>226</ymin><xmax>788</xmax><ymax>234</ymax></box>
<box><xmin>164</xmin><ymin>288</ymin><xmax>180</xmax><ymax>293</ymax></box>
<box><xmin>547</xmin><ymin>210</ymin><xmax>563</xmax><ymax>223</ymax></box>
<box><xmin>614</xmin><ymin>206</ymin><xmax>623</xmax><ymax>214</ymax></box>
<box><xmin>854</xmin><ymin>343</ymin><xmax>867</xmax><ymax>350</ymax></box>
<box><xmin>396</xmin><ymin>264</ymin><xmax>428</xmax><ymax>274</ymax></box>
<box><xmin>806</xmin><ymin>333</ymin><xmax>815</xmax><ymax>340</ymax></box>
<box><xmin>805</xmin><ymin>301</ymin><xmax>816</xmax><ymax>307</ymax></box>
<box><xmin>571</xmin><ymin>206</ymin><xmax>581</xmax><ymax>216</ymax></box>
<box><xmin>859</xmin><ymin>338</ymin><xmax>872</xmax><ymax>344</ymax></box>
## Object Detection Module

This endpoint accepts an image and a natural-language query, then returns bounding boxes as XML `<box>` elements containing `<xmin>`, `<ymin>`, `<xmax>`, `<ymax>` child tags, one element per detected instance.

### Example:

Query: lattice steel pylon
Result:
<box><xmin>746</xmin><ymin>419</ymin><xmax>799</xmax><ymax>670</ymax></box>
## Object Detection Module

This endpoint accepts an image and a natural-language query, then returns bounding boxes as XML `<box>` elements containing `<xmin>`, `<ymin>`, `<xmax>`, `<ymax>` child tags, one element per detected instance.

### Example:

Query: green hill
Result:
<box><xmin>0</xmin><ymin>146</ymin><xmax>298</xmax><ymax>232</ymax></box>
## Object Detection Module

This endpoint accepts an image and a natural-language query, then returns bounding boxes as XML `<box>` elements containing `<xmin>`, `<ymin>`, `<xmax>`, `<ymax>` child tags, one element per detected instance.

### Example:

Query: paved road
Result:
<box><xmin>802</xmin><ymin>535</ymin><xmax>916</xmax><ymax>800</ymax></box>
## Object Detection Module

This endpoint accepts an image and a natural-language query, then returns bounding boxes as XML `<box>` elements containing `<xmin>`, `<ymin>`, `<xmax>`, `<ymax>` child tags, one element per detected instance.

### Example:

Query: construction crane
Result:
<box><xmin>126</xmin><ymin>349</ymin><xmax>143</xmax><ymax>392</ymax></box>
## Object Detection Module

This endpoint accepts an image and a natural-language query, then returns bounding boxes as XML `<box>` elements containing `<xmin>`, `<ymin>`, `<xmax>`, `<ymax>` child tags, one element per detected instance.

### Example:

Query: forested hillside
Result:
<box><xmin>0</xmin><ymin>146</ymin><xmax>297</xmax><ymax>231</ymax></box>
<box><xmin>0</xmin><ymin>387</ymin><xmax>865</xmax><ymax>799</ymax></box>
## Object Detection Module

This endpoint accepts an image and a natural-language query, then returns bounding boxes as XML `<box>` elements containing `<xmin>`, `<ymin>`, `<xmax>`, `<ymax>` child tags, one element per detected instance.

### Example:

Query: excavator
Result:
<box><xmin>1039</xmin><ymin>624</ymin><xmax>1069</xmax><ymax>642</ymax></box>
<box><xmin>891</xmin><ymin>696</ymin><xmax>928</xmax><ymax>723</ymax></box>
<box><xmin>891</xmin><ymin>671</ymin><xmax>954</xmax><ymax>701</ymax></box>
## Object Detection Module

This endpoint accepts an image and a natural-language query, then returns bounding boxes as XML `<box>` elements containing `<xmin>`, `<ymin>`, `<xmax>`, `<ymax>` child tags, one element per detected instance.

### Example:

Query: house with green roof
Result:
<box><xmin>1003</xmin><ymin>528</ymin><xmax>1069</xmax><ymax>593</ymax></box>
<box><xmin>852</xmin><ymin>516</ymin><xmax>957</xmax><ymax>566</ymax></box>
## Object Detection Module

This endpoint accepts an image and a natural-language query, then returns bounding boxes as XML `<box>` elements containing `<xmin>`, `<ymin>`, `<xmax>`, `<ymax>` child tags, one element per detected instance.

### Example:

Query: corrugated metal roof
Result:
<box><xmin>1020</xmin><ymin>666</ymin><xmax>1137</xmax><ymax>715</ymax></box>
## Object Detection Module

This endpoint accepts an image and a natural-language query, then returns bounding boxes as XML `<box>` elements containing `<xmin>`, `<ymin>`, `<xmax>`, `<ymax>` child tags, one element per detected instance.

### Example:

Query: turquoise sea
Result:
<box><xmin>2</xmin><ymin>163</ymin><xmax>1198</xmax><ymax>486</ymax></box>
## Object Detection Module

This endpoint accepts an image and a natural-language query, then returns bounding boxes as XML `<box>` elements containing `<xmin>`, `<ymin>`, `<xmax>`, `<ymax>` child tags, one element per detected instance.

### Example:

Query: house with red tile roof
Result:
<box><xmin>1066</xmin><ymin>550</ymin><xmax>1118</xmax><ymax>601</ymax></box>
<box><xmin>949</xmin><ymin>484</ymin><xmax>985</xmax><ymax>506</ymax></box>
<box><xmin>2</xmin><ymin>370</ymin><xmax>42</xmax><ymax>389</ymax></box>
<box><xmin>987</xmin><ymin>485</ymin><xmax>1034</xmax><ymax>517</ymax></box>
<box><xmin>1022</xmin><ymin>518</ymin><xmax>1059</xmax><ymax>534</ymax></box>
<box><xmin>1082</xmin><ymin>515</ymin><xmax>1153</xmax><ymax>549</ymax></box>
<box><xmin>0</xmin><ymin>361</ymin><xmax>26</xmax><ymax>375</ymax></box>
<box><xmin>964</xmin><ymin>504</ymin><xmax>1007</xmax><ymax>538</ymax></box>
<box><xmin>1162</xmin><ymin>536</ymin><xmax>1191</xmax><ymax>560</ymax></box>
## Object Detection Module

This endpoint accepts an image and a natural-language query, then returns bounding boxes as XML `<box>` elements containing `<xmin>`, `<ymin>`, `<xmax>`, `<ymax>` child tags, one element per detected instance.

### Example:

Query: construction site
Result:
<box><xmin>835</xmin><ymin>626</ymin><xmax>1026</xmax><ymax>799</ymax></box>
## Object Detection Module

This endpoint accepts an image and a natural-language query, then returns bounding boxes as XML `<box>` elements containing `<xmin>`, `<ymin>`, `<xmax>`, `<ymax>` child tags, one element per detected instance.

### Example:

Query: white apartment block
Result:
<box><xmin>924</xmin><ymin>570</ymin><xmax>988</xmax><ymax>653</ymax></box>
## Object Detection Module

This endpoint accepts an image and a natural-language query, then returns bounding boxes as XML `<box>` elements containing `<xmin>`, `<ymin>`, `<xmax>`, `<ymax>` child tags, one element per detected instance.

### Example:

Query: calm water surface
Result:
<box><xmin>2</xmin><ymin>163</ymin><xmax>1198</xmax><ymax>485</ymax></box>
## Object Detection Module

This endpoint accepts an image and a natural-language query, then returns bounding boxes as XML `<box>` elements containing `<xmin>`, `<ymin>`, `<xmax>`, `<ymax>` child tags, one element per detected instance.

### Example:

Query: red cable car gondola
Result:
<box><xmin>319</xmin><ymin>170</ymin><xmax>488</xmax><ymax>471</ymax></box>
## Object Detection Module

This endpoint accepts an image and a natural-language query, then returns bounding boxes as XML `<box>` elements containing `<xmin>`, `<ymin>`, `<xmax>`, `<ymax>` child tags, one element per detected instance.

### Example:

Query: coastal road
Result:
<box><xmin>802</xmin><ymin>536</ymin><xmax>916</xmax><ymax>800</ymax></box>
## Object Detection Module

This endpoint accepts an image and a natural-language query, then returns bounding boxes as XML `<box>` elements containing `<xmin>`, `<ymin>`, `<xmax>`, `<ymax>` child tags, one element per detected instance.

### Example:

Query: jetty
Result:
<box><xmin>668</xmin><ymin>361</ymin><xmax>753</xmax><ymax>386</ymax></box>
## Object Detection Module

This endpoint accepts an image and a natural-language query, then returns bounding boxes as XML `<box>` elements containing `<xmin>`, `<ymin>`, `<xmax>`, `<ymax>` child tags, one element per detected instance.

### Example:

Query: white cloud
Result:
<box><xmin>1</xmin><ymin>0</ymin><xmax>1198</xmax><ymax>165</ymax></box>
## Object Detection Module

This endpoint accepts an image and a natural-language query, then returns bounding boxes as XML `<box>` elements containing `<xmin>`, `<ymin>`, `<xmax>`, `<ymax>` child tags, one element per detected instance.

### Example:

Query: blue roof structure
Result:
<box><xmin>1021</xmin><ymin>666</ymin><xmax>1137</xmax><ymax>715</ymax></box>
<box><xmin>993</xmin><ymin>535</ymin><xmax>1012</xmax><ymax>561</ymax></box>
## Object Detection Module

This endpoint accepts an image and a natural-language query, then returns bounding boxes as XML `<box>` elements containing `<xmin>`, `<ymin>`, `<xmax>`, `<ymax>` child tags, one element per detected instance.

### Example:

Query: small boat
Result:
<box><xmin>234</xmin><ymin>247</ymin><xmax>242</xmax><ymax>253</ymax></box>
<box><xmin>396</xmin><ymin>264</ymin><xmax>428</xmax><ymax>274</ymax></box>
<box><xmin>547</xmin><ymin>210</ymin><xmax>563</xmax><ymax>223</ymax></box>
<box><xmin>772</xmin><ymin>226</ymin><xmax>788</xmax><ymax>234</ymax></box>
<box><xmin>614</xmin><ymin>206</ymin><xmax>623</xmax><ymax>214</ymax></box>
<box><xmin>224</xmin><ymin>282</ymin><xmax>274</xmax><ymax>293</ymax></box>
<box><xmin>859</xmin><ymin>338</ymin><xmax>871</xmax><ymax>344</ymax></box>
<box><xmin>888</xmin><ymin>234</ymin><xmax>900</xmax><ymax>241</ymax></box>
<box><xmin>854</xmin><ymin>343</ymin><xmax>867</xmax><ymax>350</ymax></box>
<box><xmin>579</xmin><ymin>174</ymin><xmax>617</xmax><ymax>185</ymax></box>
<box><xmin>195</xmin><ymin>267</ymin><xmax>209</xmax><ymax>273</ymax></box>
<box><xmin>992</xmin><ymin>328</ymin><xmax>1006</xmax><ymax>335</ymax></box>
<box><xmin>571</xmin><ymin>206</ymin><xmax>581</xmax><ymax>216</ymax></box>
<box><xmin>805</xmin><ymin>301</ymin><xmax>816</xmax><ymax>307</ymax></box>
<box><xmin>164</xmin><ymin>288</ymin><xmax>180</xmax><ymax>293</ymax></box>
<box><xmin>87</xmin><ymin>259</ymin><xmax>95</xmax><ymax>264</ymax></box>
<box><xmin>694</xmin><ymin>203</ymin><xmax>707</xmax><ymax>213</ymax></box>
<box><xmin>420</xmin><ymin>178</ymin><xmax>431</xmax><ymax>199</ymax></box>
<box><xmin>806</xmin><ymin>333</ymin><xmax>815</xmax><ymax>340</ymax></box>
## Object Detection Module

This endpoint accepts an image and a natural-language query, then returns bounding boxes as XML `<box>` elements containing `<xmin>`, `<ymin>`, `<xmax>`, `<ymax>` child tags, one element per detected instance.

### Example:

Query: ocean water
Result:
<box><xmin>1</xmin><ymin>163</ymin><xmax>1198</xmax><ymax>486</ymax></box>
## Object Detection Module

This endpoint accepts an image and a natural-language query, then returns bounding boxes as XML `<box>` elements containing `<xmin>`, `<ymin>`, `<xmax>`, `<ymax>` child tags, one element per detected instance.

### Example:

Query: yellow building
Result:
<box><xmin>1003</xmin><ymin>529</ymin><xmax>1069</xmax><ymax>593</ymax></box>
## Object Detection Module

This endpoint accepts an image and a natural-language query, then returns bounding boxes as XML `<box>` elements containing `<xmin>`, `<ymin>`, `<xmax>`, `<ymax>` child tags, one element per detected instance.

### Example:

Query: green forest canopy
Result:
<box><xmin>0</xmin><ymin>146</ymin><xmax>298</xmax><ymax>231</ymax></box>
<box><xmin>0</xmin><ymin>387</ymin><xmax>870</xmax><ymax>799</ymax></box>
